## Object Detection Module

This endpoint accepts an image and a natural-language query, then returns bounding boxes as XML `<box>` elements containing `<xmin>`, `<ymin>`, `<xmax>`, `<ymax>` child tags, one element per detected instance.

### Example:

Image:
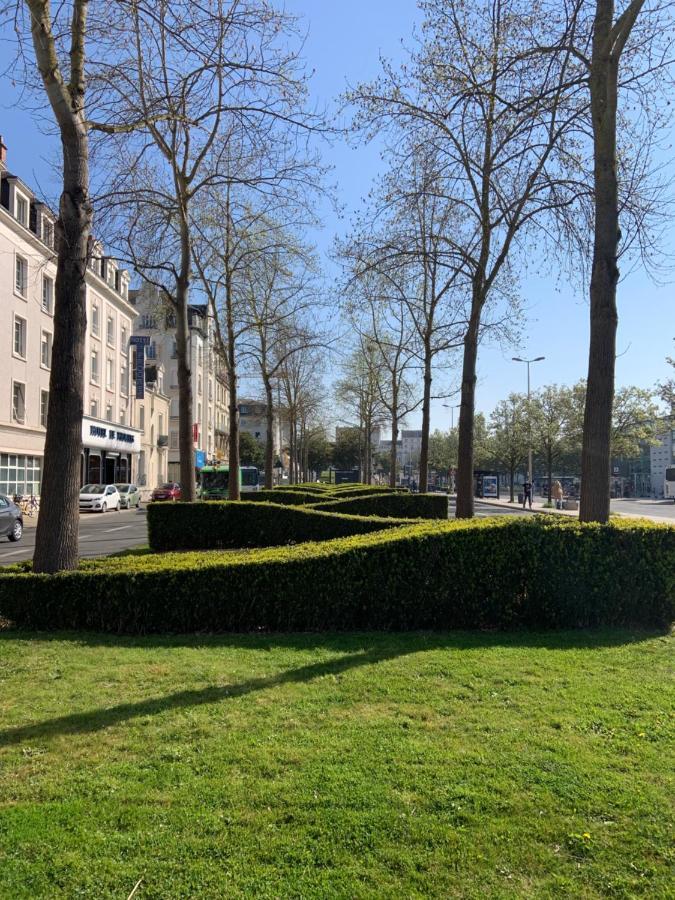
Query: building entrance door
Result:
<box><xmin>105</xmin><ymin>456</ymin><xmax>117</xmax><ymax>485</ymax></box>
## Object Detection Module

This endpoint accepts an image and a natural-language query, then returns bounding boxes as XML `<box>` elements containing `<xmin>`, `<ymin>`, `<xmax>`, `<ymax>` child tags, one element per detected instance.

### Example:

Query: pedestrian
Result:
<box><xmin>522</xmin><ymin>479</ymin><xmax>533</xmax><ymax>509</ymax></box>
<box><xmin>411</xmin><ymin>477</ymin><xmax>418</xmax><ymax>493</ymax></box>
<box><xmin>552</xmin><ymin>480</ymin><xmax>564</xmax><ymax>510</ymax></box>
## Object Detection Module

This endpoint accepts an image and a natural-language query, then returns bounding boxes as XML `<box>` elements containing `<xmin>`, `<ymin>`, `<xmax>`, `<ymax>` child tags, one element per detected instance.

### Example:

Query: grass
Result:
<box><xmin>0</xmin><ymin>630</ymin><xmax>672</xmax><ymax>898</ymax></box>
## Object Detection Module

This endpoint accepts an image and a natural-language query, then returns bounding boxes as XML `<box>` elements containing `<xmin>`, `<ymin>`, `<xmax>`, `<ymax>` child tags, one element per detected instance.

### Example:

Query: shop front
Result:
<box><xmin>81</xmin><ymin>417</ymin><xmax>142</xmax><ymax>486</ymax></box>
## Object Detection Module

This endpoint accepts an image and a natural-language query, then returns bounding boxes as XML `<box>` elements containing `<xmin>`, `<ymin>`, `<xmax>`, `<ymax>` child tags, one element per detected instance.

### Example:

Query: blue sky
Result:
<box><xmin>1</xmin><ymin>0</ymin><xmax>672</xmax><ymax>431</ymax></box>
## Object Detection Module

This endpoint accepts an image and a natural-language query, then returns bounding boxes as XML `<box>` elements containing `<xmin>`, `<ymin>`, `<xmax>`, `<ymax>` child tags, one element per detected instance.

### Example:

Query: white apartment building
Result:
<box><xmin>130</xmin><ymin>284</ymin><xmax>229</xmax><ymax>482</ymax></box>
<box><xmin>131</xmin><ymin>360</ymin><xmax>171</xmax><ymax>493</ymax></box>
<box><xmin>239</xmin><ymin>397</ymin><xmax>288</xmax><ymax>462</ymax></box>
<box><xmin>650</xmin><ymin>426</ymin><xmax>675</xmax><ymax>498</ymax></box>
<box><xmin>0</xmin><ymin>136</ymin><xmax>141</xmax><ymax>496</ymax></box>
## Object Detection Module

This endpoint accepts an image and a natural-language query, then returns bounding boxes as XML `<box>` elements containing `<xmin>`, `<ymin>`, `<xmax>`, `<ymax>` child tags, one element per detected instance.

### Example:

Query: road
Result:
<box><xmin>0</xmin><ymin>507</ymin><xmax>148</xmax><ymax>564</ymax></box>
<box><xmin>1</xmin><ymin>496</ymin><xmax>672</xmax><ymax>566</ymax></box>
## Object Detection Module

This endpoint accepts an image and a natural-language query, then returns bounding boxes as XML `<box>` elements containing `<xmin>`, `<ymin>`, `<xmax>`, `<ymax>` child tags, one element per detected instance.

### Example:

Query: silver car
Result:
<box><xmin>115</xmin><ymin>483</ymin><xmax>142</xmax><ymax>509</ymax></box>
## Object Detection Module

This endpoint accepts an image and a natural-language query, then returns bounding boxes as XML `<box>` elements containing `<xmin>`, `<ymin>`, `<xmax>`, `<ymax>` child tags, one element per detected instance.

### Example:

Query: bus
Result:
<box><xmin>199</xmin><ymin>465</ymin><xmax>260</xmax><ymax>499</ymax></box>
<box><xmin>665</xmin><ymin>467</ymin><xmax>675</xmax><ymax>502</ymax></box>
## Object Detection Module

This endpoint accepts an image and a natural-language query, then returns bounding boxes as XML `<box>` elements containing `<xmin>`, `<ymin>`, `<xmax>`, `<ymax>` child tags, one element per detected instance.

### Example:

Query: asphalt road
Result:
<box><xmin>1</xmin><ymin>496</ymin><xmax>672</xmax><ymax>566</ymax></box>
<box><xmin>0</xmin><ymin>507</ymin><xmax>149</xmax><ymax>564</ymax></box>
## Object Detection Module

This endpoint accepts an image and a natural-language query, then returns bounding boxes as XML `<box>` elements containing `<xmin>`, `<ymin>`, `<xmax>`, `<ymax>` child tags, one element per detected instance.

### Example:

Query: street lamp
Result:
<box><xmin>512</xmin><ymin>356</ymin><xmax>545</xmax><ymax>485</ymax></box>
<box><xmin>442</xmin><ymin>402</ymin><xmax>461</xmax><ymax>431</ymax></box>
<box><xmin>442</xmin><ymin>402</ymin><xmax>461</xmax><ymax>492</ymax></box>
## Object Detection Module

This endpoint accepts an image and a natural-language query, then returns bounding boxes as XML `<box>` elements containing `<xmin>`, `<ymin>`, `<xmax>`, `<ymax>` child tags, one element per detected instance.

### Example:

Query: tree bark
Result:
<box><xmin>418</xmin><ymin>342</ymin><xmax>432</xmax><ymax>494</ymax></box>
<box><xmin>455</xmin><ymin>304</ymin><xmax>481</xmax><ymax>518</ymax></box>
<box><xmin>509</xmin><ymin>467</ymin><xmax>515</xmax><ymax>503</ymax></box>
<box><xmin>30</xmin><ymin>0</ymin><xmax>92</xmax><ymax>573</ymax></box>
<box><xmin>175</xmin><ymin>283</ymin><xmax>195</xmax><ymax>502</ymax></box>
<box><xmin>226</xmin><ymin>284</ymin><xmax>240</xmax><ymax>501</ymax></box>
<box><xmin>389</xmin><ymin>411</ymin><xmax>398</xmax><ymax>489</ymax></box>
<box><xmin>547</xmin><ymin>446</ymin><xmax>553</xmax><ymax>503</ymax></box>
<box><xmin>264</xmin><ymin>376</ymin><xmax>274</xmax><ymax>489</ymax></box>
<box><xmin>580</xmin><ymin>0</ymin><xmax>640</xmax><ymax>523</ymax></box>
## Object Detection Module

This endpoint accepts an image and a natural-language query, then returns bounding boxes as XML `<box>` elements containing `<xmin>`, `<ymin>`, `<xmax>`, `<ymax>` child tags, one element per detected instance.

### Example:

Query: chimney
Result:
<box><xmin>0</xmin><ymin>135</ymin><xmax>6</xmax><ymax>171</ymax></box>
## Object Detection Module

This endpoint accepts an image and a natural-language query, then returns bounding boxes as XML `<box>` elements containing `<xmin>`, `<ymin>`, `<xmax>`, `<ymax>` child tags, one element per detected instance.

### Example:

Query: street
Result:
<box><xmin>0</xmin><ymin>507</ymin><xmax>149</xmax><ymax>564</ymax></box>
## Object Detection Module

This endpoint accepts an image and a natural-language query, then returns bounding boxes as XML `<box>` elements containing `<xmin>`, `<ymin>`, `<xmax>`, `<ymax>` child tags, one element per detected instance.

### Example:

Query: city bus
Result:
<box><xmin>665</xmin><ymin>467</ymin><xmax>675</xmax><ymax>502</ymax></box>
<box><xmin>199</xmin><ymin>465</ymin><xmax>260</xmax><ymax>499</ymax></box>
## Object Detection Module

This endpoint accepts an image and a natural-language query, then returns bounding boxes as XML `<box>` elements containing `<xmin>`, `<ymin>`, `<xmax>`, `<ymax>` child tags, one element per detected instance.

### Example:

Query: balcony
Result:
<box><xmin>157</xmin><ymin>434</ymin><xmax>169</xmax><ymax>448</ymax></box>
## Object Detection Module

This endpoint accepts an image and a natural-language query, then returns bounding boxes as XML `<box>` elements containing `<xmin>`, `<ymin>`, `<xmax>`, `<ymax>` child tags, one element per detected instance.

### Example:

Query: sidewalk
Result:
<box><xmin>478</xmin><ymin>495</ymin><xmax>671</xmax><ymax>524</ymax></box>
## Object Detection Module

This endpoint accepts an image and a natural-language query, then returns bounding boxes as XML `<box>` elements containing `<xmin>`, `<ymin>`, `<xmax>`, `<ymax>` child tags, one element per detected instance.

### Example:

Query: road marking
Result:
<box><xmin>0</xmin><ymin>548</ymin><xmax>31</xmax><ymax>558</ymax></box>
<box><xmin>103</xmin><ymin>525</ymin><xmax>133</xmax><ymax>533</ymax></box>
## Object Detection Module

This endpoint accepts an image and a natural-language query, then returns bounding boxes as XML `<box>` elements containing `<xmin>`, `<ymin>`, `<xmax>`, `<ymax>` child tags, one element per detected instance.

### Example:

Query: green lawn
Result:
<box><xmin>0</xmin><ymin>630</ymin><xmax>672</xmax><ymax>898</ymax></box>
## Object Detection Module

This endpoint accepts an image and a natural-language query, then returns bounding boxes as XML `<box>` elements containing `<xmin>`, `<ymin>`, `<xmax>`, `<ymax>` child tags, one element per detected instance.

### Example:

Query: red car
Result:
<box><xmin>151</xmin><ymin>482</ymin><xmax>181</xmax><ymax>501</ymax></box>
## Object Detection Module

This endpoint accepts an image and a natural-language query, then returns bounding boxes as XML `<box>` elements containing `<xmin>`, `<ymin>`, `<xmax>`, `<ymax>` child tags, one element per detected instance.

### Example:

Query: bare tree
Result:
<box><xmin>335</xmin><ymin>344</ymin><xmax>388</xmax><ymax>484</ymax></box>
<box><xmin>97</xmin><ymin>0</ymin><xmax>322</xmax><ymax>501</ymax></box>
<box><xmin>10</xmin><ymin>1</ymin><xmax>94</xmax><ymax>572</ymax></box>
<box><xmin>350</xmin><ymin>0</ymin><xmax>584</xmax><ymax>516</ymax></box>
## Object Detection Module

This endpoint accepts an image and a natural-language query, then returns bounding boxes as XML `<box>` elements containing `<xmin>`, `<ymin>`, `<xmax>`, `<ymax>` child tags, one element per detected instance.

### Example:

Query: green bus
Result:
<box><xmin>199</xmin><ymin>465</ymin><xmax>260</xmax><ymax>499</ymax></box>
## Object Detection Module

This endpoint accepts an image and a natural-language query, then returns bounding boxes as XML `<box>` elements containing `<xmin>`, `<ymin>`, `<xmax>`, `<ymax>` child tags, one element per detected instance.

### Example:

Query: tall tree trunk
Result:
<box><xmin>226</xmin><ymin>285</ymin><xmax>240</xmax><ymax>501</ymax></box>
<box><xmin>30</xmin><ymin>0</ymin><xmax>91</xmax><ymax>572</ymax></box>
<box><xmin>456</xmin><ymin>303</ymin><xmax>481</xmax><ymax>518</ymax></box>
<box><xmin>547</xmin><ymin>447</ymin><xmax>553</xmax><ymax>503</ymax></box>
<box><xmin>580</xmin><ymin>0</ymin><xmax>638</xmax><ymax>523</ymax></box>
<box><xmin>509</xmin><ymin>466</ymin><xmax>515</xmax><ymax>502</ymax></box>
<box><xmin>263</xmin><ymin>375</ymin><xmax>274</xmax><ymax>489</ymax></box>
<box><xmin>389</xmin><ymin>412</ymin><xmax>398</xmax><ymax>489</ymax></box>
<box><xmin>418</xmin><ymin>342</ymin><xmax>432</xmax><ymax>494</ymax></box>
<box><xmin>176</xmin><ymin>195</ymin><xmax>195</xmax><ymax>501</ymax></box>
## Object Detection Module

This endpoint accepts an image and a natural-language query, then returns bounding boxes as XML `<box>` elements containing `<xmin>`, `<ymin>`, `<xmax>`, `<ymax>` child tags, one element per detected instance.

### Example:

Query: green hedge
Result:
<box><xmin>147</xmin><ymin>501</ymin><xmax>409</xmax><ymax>551</ymax></box>
<box><xmin>243</xmin><ymin>489</ymin><xmax>327</xmax><ymax>505</ymax></box>
<box><xmin>1</xmin><ymin>519</ymin><xmax>672</xmax><ymax>633</ymax></box>
<box><xmin>308</xmin><ymin>492</ymin><xmax>448</xmax><ymax>519</ymax></box>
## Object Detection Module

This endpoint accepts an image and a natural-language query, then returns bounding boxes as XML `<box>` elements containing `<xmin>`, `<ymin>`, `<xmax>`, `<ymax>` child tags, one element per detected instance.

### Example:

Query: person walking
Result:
<box><xmin>552</xmin><ymin>480</ymin><xmax>564</xmax><ymax>510</ymax></box>
<box><xmin>522</xmin><ymin>479</ymin><xmax>533</xmax><ymax>509</ymax></box>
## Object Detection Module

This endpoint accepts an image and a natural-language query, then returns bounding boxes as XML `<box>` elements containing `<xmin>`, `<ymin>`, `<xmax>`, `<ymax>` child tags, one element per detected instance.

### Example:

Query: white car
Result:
<box><xmin>79</xmin><ymin>484</ymin><xmax>121</xmax><ymax>513</ymax></box>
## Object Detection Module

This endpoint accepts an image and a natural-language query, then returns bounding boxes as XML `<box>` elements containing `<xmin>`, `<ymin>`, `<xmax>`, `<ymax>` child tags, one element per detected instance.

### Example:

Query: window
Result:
<box><xmin>15</xmin><ymin>255</ymin><xmax>27</xmax><ymax>297</ymax></box>
<box><xmin>139</xmin><ymin>406</ymin><xmax>145</xmax><ymax>430</ymax></box>
<box><xmin>147</xmin><ymin>342</ymin><xmax>157</xmax><ymax>360</ymax></box>
<box><xmin>40</xmin><ymin>391</ymin><xmax>49</xmax><ymax>428</ymax></box>
<box><xmin>90</xmin><ymin>398</ymin><xmax>99</xmax><ymax>417</ymax></box>
<box><xmin>140</xmin><ymin>314</ymin><xmax>157</xmax><ymax>329</ymax></box>
<box><xmin>91</xmin><ymin>348</ymin><xmax>99</xmax><ymax>384</ymax></box>
<box><xmin>198</xmin><ymin>403</ymin><xmax>202</xmax><ymax>423</ymax></box>
<box><xmin>13</xmin><ymin>316</ymin><xmax>26</xmax><ymax>358</ymax></box>
<box><xmin>107</xmin><ymin>314</ymin><xmax>115</xmax><ymax>346</ymax></box>
<box><xmin>106</xmin><ymin>357</ymin><xmax>114</xmax><ymax>391</ymax></box>
<box><xmin>120</xmin><ymin>361</ymin><xmax>128</xmax><ymax>395</ymax></box>
<box><xmin>0</xmin><ymin>453</ymin><xmax>41</xmax><ymax>497</ymax></box>
<box><xmin>91</xmin><ymin>302</ymin><xmax>100</xmax><ymax>336</ymax></box>
<box><xmin>170</xmin><ymin>368</ymin><xmax>178</xmax><ymax>388</ymax></box>
<box><xmin>42</xmin><ymin>275</ymin><xmax>53</xmax><ymax>313</ymax></box>
<box><xmin>159</xmin><ymin>414</ymin><xmax>164</xmax><ymax>435</ymax></box>
<box><xmin>106</xmin><ymin>402</ymin><xmax>113</xmax><ymax>422</ymax></box>
<box><xmin>121</xmin><ymin>322</ymin><xmax>129</xmax><ymax>352</ymax></box>
<box><xmin>12</xmin><ymin>382</ymin><xmax>25</xmax><ymax>423</ymax></box>
<box><xmin>120</xmin><ymin>408</ymin><xmax>126</xmax><ymax>425</ymax></box>
<box><xmin>40</xmin><ymin>331</ymin><xmax>53</xmax><ymax>369</ymax></box>
<box><xmin>16</xmin><ymin>194</ymin><xmax>28</xmax><ymax>226</ymax></box>
<box><xmin>171</xmin><ymin>340</ymin><xmax>178</xmax><ymax>358</ymax></box>
<box><xmin>170</xmin><ymin>431</ymin><xmax>179</xmax><ymax>449</ymax></box>
<box><xmin>42</xmin><ymin>219</ymin><xmax>54</xmax><ymax>249</ymax></box>
<box><xmin>198</xmin><ymin>374</ymin><xmax>202</xmax><ymax>395</ymax></box>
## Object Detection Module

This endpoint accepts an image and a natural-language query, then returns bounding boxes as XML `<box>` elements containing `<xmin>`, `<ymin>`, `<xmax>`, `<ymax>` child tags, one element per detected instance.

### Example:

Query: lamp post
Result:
<box><xmin>512</xmin><ymin>356</ymin><xmax>545</xmax><ymax>485</ymax></box>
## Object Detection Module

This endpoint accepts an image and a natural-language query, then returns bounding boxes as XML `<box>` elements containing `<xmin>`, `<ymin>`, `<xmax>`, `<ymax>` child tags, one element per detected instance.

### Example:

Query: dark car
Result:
<box><xmin>0</xmin><ymin>494</ymin><xmax>23</xmax><ymax>542</ymax></box>
<box><xmin>151</xmin><ymin>482</ymin><xmax>181</xmax><ymax>501</ymax></box>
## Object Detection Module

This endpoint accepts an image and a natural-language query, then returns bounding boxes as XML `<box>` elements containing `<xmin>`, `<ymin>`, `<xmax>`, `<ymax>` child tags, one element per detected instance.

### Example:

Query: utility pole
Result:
<box><xmin>512</xmin><ymin>356</ymin><xmax>545</xmax><ymax>484</ymax></box>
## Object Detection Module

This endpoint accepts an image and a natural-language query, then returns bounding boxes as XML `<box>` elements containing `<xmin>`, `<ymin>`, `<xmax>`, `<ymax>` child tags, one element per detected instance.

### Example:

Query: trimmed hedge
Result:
<box><xmin>1</xmin><ymin>518</ymin><xmax>672</xmax><ymax>633</ymax></box>
<box><xmin>147</xmin><ymin>501</ymin><xmax>410</xmax><ymax>551</ymax></box>
<box><xmin>243</xmin><ymin>489</ymin><xmax>328</xmax><ymax>505</ymax></box>
<box><xmin>308</xmin><ymin>492</ymin><xmax>448</xmax><ymax>519</ymax></box>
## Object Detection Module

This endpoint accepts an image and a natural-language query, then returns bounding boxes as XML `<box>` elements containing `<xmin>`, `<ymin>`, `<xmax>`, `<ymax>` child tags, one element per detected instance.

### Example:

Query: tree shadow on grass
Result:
<box><xmin>0</xmin><ymin>628</ymin><xmax>669</xmax><ymax>749</ymax></box>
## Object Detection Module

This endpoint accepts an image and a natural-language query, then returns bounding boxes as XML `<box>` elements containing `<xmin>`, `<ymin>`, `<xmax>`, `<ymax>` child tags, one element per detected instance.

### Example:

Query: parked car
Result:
<box><xmin>79</xmin><ymin>484</ymin><xmax>121</xmax><ymax>513</ymax></box>
<box><xmin>116</xmin><ymin>483</ymin><xmax>142</xmax><ymax>509</ymax></box>
<box><xmin>0</xmin><ymin>494</ymin><xmax>23</xmax><ymax>542</ymax></box>
<box><xmin>151</xmin><ymin>482</ymin><xmax>181</xmax><ymax>501</ymax></box>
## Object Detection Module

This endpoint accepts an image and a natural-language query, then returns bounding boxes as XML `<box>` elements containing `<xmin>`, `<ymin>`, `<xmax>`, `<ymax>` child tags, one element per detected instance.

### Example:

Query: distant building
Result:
<box><xmin>239</xmin><ymin>398</ymin><xmax>287</xmax><ymax>463</ymax></box>
<box><xmin>650</xmin><ymin>426</ymin><xmax>675</xmax><ymax>498</ymax></box>
<box><xmin>130</xmin><ymin>284</ymin><xmax>229</xmax><ymax>482</ymax></box>
<box><xmin>400</xmin><ymin>429</ymin><xmax>423</xmax><ymax>468</ymax></box>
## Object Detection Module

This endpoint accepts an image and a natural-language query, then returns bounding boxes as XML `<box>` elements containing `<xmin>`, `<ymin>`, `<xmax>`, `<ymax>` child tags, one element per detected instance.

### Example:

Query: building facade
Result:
<box><xmin>131</xmin><ymin>361</ymin><xmax>171</xmax><ymax>493</ymax></box>
<box><xmin>130</xmin><ymin>284</ymin><xmax>229</xmax><ymax>483</ymax></box>
<box><xmin>650</xmin><ymin>427</ymin><xmax>675</xmax><ymax>498</ymax></box>
<box><xmin>239</xmin><ymin>398</ymin><xmax>287</xmax><ymax>462</ymax></box>
<box><xmin>0</xmin><ymin>137</ymin><xmax>141</xmax><ymax>496</ymax></box>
